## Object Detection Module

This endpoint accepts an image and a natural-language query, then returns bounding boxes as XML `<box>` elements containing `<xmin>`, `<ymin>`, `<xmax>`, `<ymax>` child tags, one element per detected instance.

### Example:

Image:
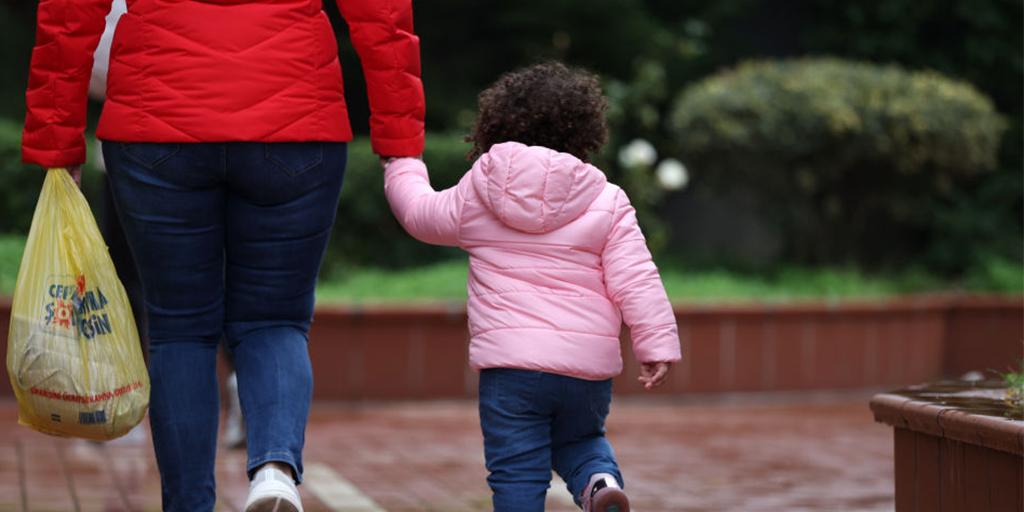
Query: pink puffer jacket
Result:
<box><xmin>384</xmin><ymin>142</ymin><xmax>681</xmax><ymax>380</ymax></box>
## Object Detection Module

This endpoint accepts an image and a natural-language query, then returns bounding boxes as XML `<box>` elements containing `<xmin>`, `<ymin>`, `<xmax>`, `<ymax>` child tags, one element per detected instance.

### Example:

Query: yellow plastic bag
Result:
<box><xmin>7</xmin><ymin>168</ymin><xmax>149</xmax><ymax>440</ymax></box>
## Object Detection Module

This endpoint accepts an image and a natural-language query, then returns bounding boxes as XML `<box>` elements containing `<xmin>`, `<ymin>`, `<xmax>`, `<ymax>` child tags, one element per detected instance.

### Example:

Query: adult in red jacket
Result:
<box><xmin>23</xmin><ymin>1</ymin><xmax>424</xmax><ymax>511</ymax></box>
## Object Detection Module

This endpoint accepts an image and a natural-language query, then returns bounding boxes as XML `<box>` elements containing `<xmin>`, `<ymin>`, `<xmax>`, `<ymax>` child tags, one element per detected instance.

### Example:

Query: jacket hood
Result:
<box><xmin>470</xmin><ymin>142</ymin><xmax>607</xmax><ymax>234</ymax></box>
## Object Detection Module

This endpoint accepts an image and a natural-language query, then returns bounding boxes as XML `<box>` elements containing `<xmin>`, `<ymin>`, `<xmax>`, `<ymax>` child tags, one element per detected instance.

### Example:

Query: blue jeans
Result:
<box><xmin>102</xmin><ymin>141</ymin><xmax>347</xmax><ymax>512</ymax></box>
<box><xmin>479</xmin><ymin>369</ymin><xmax>624</xmax><ymax>511</ymax></box>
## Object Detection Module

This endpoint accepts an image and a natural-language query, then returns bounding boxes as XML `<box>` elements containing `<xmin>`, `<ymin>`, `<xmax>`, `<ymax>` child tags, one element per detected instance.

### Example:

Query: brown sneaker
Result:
<box><xmin>582</xmin><ymin>474</ymin><xmax>630</xmax><ymax>512</ymax></box>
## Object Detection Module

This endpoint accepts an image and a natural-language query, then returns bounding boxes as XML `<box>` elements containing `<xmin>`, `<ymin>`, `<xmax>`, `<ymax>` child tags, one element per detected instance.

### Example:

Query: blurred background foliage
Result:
<box><xmin>672</xmin><ymin>58</ymin><xmax>1005</xmax><ymax>267</ymax></box>
<box><xmin>0</xmin><ymin>0</ymin><xmax>1019</xmax><ymax>293</ymax></box>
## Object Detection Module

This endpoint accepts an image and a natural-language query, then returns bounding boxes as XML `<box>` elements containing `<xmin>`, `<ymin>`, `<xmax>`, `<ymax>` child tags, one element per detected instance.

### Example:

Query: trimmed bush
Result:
<box><xmin>325</xmin><ymin>134</ymin><xmax>470</xmax><ymax>274</ymax></box>
<box><xmin>670</xmin><ymin>57</ymin><xmax>1006</xmax><ymax>267</ymax></box>
<box><xmin>0</xmin><ymin>119</ymin><xmax>44</xmax><ymax>233</ymax></box>
<box><xmin>0</xmin><ymin>119</ymin><xmax>111</xmax><ymax>234</ymax></box>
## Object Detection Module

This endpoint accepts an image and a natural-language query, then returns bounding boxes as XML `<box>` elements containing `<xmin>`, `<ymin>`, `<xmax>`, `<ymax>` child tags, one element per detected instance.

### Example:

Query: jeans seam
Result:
<box><xmin>120</xmin><ymin>142</ymin><xmax>181</xmax><ymax>170</ymax></box>
<box><xmin>265</xmin><ymin>142</ymin><xmax>325</xmax><ymax>176</ymax></box>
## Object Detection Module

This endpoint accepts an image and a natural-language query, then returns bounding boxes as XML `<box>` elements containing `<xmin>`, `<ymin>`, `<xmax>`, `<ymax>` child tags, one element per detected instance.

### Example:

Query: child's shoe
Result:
<box><xmin>244</xmin><ymin>465</ymin><xmax>303</xmax><ymax>512</ymax></box>
<box><xmin>582</xmin><ymin>473</ymin><xmax>630</xmax><ymax>512</ymax></box>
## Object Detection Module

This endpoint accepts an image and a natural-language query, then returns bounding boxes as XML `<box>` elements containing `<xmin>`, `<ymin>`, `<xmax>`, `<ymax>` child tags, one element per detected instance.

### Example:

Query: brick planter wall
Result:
<box><xmin>616</xmin><ymin>299</ymin><xmax>949</xmax><ymax>396</ymax></box>
<box><xmin>871</xmin><ymin>390</ymin><xmax>1024</xmax><ymax>511</ymax></box>
<box><xmin>1</xmin><ymin>295</ymin><xmax>1021</xmax><ymax>400</ymax></box>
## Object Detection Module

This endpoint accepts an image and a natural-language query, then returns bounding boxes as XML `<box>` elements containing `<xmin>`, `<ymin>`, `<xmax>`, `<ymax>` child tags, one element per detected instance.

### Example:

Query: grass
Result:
<box><xmin>1004</xmin><ymin>361</ymin><xmax>1024</xmax><ymax>410</ymax></box>
<box><xmin>316</xmin><ymin>258</ymin><xmax>1020</xmax><ymax>305</ymax></box>
<box><xmin>0</xmin><ymin>233</ymin><xmax>1018</xmax><ymax>304</ymax></box>
<box><xmin>659</xmin><ymin>266</ymin><xmax>943</xmax><ymax>303</ymax></box>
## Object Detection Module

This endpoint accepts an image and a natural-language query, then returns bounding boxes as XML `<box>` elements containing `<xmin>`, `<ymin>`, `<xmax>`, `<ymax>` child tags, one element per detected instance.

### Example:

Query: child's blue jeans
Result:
<box><xmin>479</xmin><ymin>368</ymin><xmax>624</xmax><ymax>511</ymax></box>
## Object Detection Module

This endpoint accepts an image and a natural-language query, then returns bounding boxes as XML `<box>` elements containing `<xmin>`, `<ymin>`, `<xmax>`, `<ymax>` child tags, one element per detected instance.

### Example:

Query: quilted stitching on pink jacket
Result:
<box><xmin>385</xmin><ymin>142</ymin><xmax>682</xmax><ymax>380</ymax></box>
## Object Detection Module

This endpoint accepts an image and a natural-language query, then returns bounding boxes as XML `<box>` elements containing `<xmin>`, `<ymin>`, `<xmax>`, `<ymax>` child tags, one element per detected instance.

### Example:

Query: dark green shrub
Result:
<box><xmin>927</xmin><ymin>167</ymin><xmax>1023</xmax><ymax>276</ymax></box>
<box><xmin>0</xmin><ymin>119</ymin><xmax>107</xmax><ymax>233</ymax></box>
<box><xmin>323</xmin><ymin>134</ymin><xmax>470</xmax><ymax>274</ymax></box>
<box><xmin>670</xmin><ymin>57</ymin><xmax>1006</xmax><ymax>268</ymax></box>
<box><xmin>0</xmin><ymin>119</ymin><xmax>42</xmax><ymax>234</ymax></box>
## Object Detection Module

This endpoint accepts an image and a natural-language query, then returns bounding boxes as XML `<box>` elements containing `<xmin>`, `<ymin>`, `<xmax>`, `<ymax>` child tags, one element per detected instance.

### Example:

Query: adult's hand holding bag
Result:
<box><xmin>7</xmin><ymin>168</ymin><xmax>149</xmax><ymax>440</ymax></box>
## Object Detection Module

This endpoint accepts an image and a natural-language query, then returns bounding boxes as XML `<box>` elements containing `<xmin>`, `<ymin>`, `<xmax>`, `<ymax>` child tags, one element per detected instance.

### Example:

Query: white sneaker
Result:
<box><xmin>244</xmin><ymin>466</ymin><xmax>303</xmax><ymax>512</ymax></box>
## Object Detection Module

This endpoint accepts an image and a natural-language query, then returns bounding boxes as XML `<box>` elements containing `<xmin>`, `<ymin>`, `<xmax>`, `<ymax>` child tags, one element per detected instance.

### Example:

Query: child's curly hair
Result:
<box><xmin>467</xmin><ymin>62</ymin><xmax>609</xmax><ymax>162</ymax></box>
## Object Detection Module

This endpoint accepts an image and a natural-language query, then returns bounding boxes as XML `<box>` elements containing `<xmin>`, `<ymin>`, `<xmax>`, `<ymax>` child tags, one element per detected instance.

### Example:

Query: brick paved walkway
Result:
<box><xmin>0</xmin><ymin>392</ymin><xmax>895</xmax><ymax>511</ymax></box>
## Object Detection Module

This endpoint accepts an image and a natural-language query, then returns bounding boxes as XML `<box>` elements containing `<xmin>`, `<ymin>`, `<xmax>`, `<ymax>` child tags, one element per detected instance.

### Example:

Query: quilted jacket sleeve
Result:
<box><xmin>384</xmin><ymin>158</ymin><xmax>463</xmax><ymax>247</ymax></box>
<box><xmin>336</xmin><ymin>0</ymin><xmax>425</xmax><ymax>157</ymax></box>
<box><xmin>22</xmin><ymin>0</ymin><xmax>112</xmax><ymax>167</ymax></box>
<box><xmin>601</xmin><ymin>188</ymin><xmax>682</xmax><ymax>364</ymax></box>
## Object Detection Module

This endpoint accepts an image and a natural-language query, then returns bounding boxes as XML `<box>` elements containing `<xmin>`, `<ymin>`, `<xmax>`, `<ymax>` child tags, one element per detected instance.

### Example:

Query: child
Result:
<box><xmin>383</xmin><ymin>62</ymin><xmax>681</xmax><ymax>512</ymax></box>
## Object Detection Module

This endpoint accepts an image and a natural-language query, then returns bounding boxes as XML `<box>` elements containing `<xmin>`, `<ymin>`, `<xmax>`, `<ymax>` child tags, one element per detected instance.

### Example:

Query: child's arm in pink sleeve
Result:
<box><xmin>601</xmin><ymin>188</ymin><xmax>682</xmax><ymax>364</ymax></box>
<box><xmin>383</xmin><ymin>157</ymin><xmax>463</xmax><ymax>247</ymax></box>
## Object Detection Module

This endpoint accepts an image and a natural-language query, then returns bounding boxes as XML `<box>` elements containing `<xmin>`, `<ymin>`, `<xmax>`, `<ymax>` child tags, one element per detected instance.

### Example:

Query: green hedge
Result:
<box><xmin>325</xmin><ymin>134</ymin><xmax>470</xmax><ymax>274</ymax></box>
<box><xmin>670</xmin><ymin>57</ymin><xmax>1006</xmax><ymax>268</ymax></box>
<box><xmin>0</xmin><ymin>119</ymin><xmax>112</xmax><ymax>233</ymax></box>
<box><xmin>0</xmin><ymin>119</ymin><xmax>45</xmax><ymax>233</ymax></box>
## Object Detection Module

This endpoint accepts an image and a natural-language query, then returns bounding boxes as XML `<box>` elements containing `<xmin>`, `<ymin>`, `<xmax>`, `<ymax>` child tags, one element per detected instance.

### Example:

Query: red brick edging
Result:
<box><xmin>301</xmin><ymin>294</ymin><xmax>1022</xmax><ymax>399</ymax></box>
<box><xmin>1</xmin><ymin>294</ymin><xmax>1021</xmax><ymax>400</ymax></box>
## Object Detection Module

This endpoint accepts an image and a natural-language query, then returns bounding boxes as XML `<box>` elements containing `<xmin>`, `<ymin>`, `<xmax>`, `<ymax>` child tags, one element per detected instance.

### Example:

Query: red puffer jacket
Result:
<box><xmin>23</xmin><ymin>0</ymin><xmax>425</xmax><ymax>167</ymax></box>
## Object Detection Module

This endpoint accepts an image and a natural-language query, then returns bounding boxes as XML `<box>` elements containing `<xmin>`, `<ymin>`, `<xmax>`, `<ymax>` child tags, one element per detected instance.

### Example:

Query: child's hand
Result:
<box><xmin>638</xmin><ymin>362</ymin><xmax>671</xmax><ymax>390</ymax></box>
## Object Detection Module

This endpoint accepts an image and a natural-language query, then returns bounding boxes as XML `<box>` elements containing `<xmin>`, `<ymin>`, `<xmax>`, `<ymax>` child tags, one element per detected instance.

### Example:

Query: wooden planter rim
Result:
<box><xmin>871</xmin><ymin>392</ymin><xmax>1024</xmax><ymax>456</ymax></box>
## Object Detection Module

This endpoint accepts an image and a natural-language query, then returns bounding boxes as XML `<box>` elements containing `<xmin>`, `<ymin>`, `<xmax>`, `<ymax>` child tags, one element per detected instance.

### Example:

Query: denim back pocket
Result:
<box><xmin>120</xmin><ymin>142</ymin><xmax>180</xmax><ymax>170</ymax></box>
<box><xmin>265</xmin><ymin>142</ymin><xmax>325</xmax><ymax>177</ymax></box>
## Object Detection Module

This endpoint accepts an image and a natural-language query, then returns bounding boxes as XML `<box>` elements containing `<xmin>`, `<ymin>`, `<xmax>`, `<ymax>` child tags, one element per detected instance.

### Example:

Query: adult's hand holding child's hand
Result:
<box><xmin>638</xmin><ymin>362</ymin><xmax>671</xmax><ymax>390</ymax></box>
